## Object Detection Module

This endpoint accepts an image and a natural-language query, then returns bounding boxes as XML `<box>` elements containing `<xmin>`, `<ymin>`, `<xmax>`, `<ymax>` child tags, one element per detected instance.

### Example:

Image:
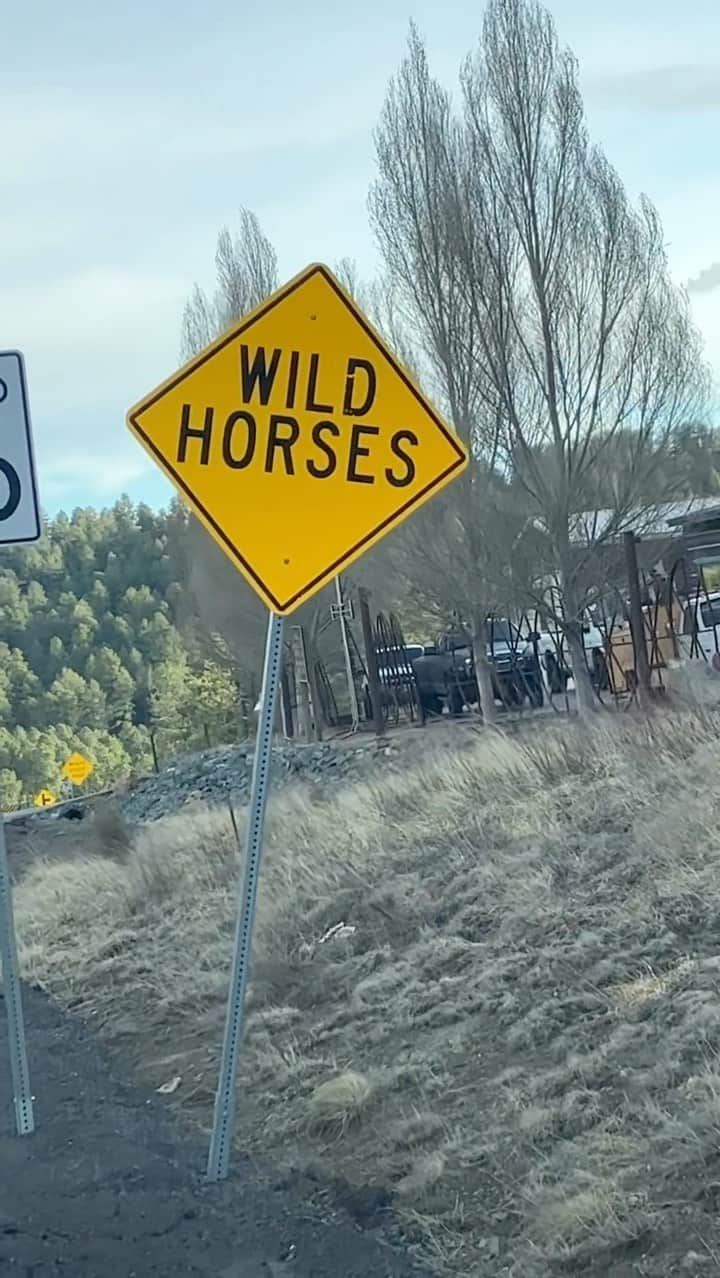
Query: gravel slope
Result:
<box><xmin>119</xmin><ymin>740</ymin><xmax>393</xmax><ymax>825</ymax></box>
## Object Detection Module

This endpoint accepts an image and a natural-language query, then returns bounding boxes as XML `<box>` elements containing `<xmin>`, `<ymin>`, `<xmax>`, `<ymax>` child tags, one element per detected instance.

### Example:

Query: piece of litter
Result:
<box><xmin>319</xmin><ymin>921</ymin><xmax>357</xmax><ymax>945</ymax></box>
<box><xmin>156</xmin><ymin>1076</ymin><xmax>182</xmax><ymax>1095</ymax></box>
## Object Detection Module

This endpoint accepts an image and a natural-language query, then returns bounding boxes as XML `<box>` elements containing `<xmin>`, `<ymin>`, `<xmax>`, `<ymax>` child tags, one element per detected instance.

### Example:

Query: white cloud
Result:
<box><xmin>688</xmin><ymin>262</ymin><xmax>720</xmax><ymax>295</ymax></box>
<box><xmin>688</xmin><ymin>290</ymin><xmax>720</xmax><ymax>377</ymax></box>
<box><xmin>585</xmin><ymin>64</ymin><xmax>720</xmax><ymax>110</ymax></box>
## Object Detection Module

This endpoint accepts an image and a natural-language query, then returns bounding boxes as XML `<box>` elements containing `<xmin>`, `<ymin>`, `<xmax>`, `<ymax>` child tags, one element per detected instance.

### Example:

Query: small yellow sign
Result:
<box><xmin>34</xmin><ymin>788</ymin><xmax>57</xmax><ymax>808</ymax></box>
<box><xmin>62</xmin><ymin>752</ymin><xmax>94</xmax><ymax>785</ymax></box>
<box><xmin>127</xmin><ymin>264</ymin><xmax>468</xmax><ymax>615</ymax></box>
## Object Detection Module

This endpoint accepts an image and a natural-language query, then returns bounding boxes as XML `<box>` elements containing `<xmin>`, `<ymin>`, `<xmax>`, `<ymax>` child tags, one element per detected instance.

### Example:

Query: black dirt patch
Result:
<box><xmin>0</xmin><ymin>985</ymin><xmax>424</xmax><ymax>1277</ymax></box>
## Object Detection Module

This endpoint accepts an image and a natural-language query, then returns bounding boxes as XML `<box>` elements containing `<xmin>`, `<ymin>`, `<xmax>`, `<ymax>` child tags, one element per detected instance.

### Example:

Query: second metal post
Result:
<box><xmin>0</xmin><ymin>814</ymin><xmax>34</xmax><ymax>1136</ymax></box>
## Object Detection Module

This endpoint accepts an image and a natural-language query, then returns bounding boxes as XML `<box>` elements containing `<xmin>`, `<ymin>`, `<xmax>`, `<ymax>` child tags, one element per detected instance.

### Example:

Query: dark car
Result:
<box><xmin>412</xmin><ymin>620</ymin><xmax>543</xmax><ymax>717</ymax></box>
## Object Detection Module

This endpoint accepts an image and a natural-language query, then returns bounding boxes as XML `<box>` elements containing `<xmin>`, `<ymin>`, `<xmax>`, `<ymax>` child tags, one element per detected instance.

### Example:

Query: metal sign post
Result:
<box><xmin>206</xmin><ymin>611</ymin><xmax>284</xmax><ymax>1181</ymax></box>
<box><xmin>0</xmin><ymin>816</ymin><xmax>34</xmax><ymax>1135</ymax></box>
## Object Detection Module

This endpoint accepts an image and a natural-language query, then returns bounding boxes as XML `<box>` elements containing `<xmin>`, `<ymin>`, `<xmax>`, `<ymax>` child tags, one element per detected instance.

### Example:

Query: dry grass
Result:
<box><xmin>14</xmin><ymin>710</ymin><xmax>720</xmax><ymax>1276</ymax></box>
<box><xmin>307</xmin><ymin>1070</ymin><xmax>373</xmax><ymax>1134</ymax></box>
<box><xmin>7</xmin><ymin>796</ymin><xmax>134</xmax><ymax>878</ymax></box>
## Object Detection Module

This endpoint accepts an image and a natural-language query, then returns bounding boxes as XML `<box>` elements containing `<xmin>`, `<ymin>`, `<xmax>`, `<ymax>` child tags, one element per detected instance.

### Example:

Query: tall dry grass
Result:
<box><xmin>14</xmin><ymin>712</ymin><xmax>720</xmax><ymax>1276</ymax></box>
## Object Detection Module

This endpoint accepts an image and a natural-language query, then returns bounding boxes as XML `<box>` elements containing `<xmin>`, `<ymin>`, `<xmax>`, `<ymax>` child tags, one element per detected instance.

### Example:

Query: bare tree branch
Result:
<box><xmin>370</xmin><ymin>22</ymin><xmax>537</xmax><ymax>719</ymax></box>
<box><xmin>180</xmin><ymin>207</ymin><xmax>278</xmax><ymax>359</ymax></box>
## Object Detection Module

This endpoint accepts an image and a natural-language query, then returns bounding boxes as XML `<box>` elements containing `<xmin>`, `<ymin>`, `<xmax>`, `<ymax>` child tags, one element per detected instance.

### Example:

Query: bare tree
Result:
<box><xmin>370</xmin><ymin>25</ymin><xmax>527</xmax><ymax>720</ymax></box>
<box><xmin>177</xmin><ymin>207</ymin><xmax>277</xmax><ymax>705</ymax></box>
<box><xmin>176</xmin><ymin>516</ymin><xmax>340</xmax><ymax>739</ymax></box>
<box><xmin>181</xmin><ymin>517</ymin><xmax>268</xmax><ymax>687</ymax></box>
<box><xmin>456</xmin><ymin>0</ymin><xmax>708</xmax><ymax>711</ymax></box>
<box><xmin>180</xmin><ymin>207</ymin><xmax>278</xmax><ymax>359</ymax></box>
<box><xmin>373</xmin><ymin>4</ymin><xmax>709</xmax><ymax>716</ymax></box>
<box><xmin>332</xmin><ymin>256</ymin><xmax>366</xmax><ymax>304</ymax></box>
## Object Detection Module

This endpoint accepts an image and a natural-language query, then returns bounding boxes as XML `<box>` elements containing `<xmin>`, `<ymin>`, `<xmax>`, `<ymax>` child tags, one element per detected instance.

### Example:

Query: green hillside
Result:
<box><xmin>0</xmin><ymin>498</ymin><xmax>241</xmax><ymax>808</ymax></box>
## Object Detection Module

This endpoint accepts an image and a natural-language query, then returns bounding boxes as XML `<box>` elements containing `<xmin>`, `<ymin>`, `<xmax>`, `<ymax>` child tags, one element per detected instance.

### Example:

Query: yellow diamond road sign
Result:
<box><xmin>63</xmin><ymin>752</ymin><xmax>94</xmax><ymax>785</ymax></box>
<box><xmin>34</xmin><ymin>789</ymin><xmax>57</xmax><ymax>808</ymax></box>
<box><xmin>127</xmin><ymin>264</ymin><xmax>468</xmax><ymax>615</ymax></box>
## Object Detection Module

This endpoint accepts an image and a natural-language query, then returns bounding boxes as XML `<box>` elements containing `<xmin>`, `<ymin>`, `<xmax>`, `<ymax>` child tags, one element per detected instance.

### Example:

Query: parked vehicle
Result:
<box><xmin>599</xmin><ymin>591</ymin><xmax>720</xmax><ymax>697</ymax></box>
<box><xmin>604</xmin><ymin>592</ymin><xmax>715</xmax><ymax>695</ymax></box>
<box><xmin>412</xmin><ymin>619</ymin><xmax>544</xmax><ymax>717</ymax></box>
<box><xmin>362</xmin><ymin>643</ymin><xmax>425</xmax><ymax>719</ymax></box>
<box><xmin>678</xmin><ymin>592</ymin><xmax>720</xmax><ymax>663</ymax></box>
<box><xmin>483</xmin><ymin>620</ymin><xmax>545</xmax><ymax>707</ymax></box>
<box><xmin>536</xmin><ymin>616</ymin><xmax>609</xmax><ymax>694</ymax></box>
<box><xmin>376</xmin><ymin>643</ymin><xmax>425</xmax><ymax>683</ymax></box>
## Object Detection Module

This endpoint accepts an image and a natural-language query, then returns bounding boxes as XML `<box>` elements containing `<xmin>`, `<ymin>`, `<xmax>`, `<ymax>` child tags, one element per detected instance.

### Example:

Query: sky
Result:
<box><xmin>1</xmin><ymin>0</ymin><xmax>720</xmax><ymax>515</ymax></box>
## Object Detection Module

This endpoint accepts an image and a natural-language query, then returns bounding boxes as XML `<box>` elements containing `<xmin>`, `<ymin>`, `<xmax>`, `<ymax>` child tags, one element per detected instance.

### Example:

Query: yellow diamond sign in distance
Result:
<box><xmin>33</xmin><ymin>789</ymin><xmax>57</xmax><ymax>808</ymax></box>
<box><xmin>126</xmin><ymin>264</ymin><xmax>468</xmax><ymax>615</ymax></box>
<box><xmin>62</xmin><ymin>752</ymin><xmax>94</xmax><ymax>785</ymax></box>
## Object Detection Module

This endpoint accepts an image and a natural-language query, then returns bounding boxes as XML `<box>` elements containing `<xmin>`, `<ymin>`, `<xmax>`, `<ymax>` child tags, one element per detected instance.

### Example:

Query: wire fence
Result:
<box><xmin>148</xmin><ymin>547</ymin><xmax>720</xmax><ymax>753</ymax></box>
<box><xmin>333</xmin><ymin>553</ymin><xmax>720</xmax><ymax>731</ymax></box>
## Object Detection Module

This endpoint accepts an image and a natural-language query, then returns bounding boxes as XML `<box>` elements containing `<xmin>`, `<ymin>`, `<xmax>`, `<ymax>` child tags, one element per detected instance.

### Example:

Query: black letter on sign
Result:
<box><xmin>265</xmin><ymin>414</ymin><xmax>300</xmax><ymax>475</ymax></box>
<box><xmin>223</xmin><ymin>411</ymin><xmax>256</xmax><ymax>469</ymax></box>
<box><xmin>0</xmin><ymin>460</ymin><xmax>21</xmax><ymax>521</ymax></box>
<box><xmin>178</xmin><ymin>404</ymin><xmax>213</xmax><ymax>465</ymax></box>
<box><xmin>240</xmin><ymin>345</ymin><xmax>281</xmax><ymax>405</ymax></box>
<box><xmin>347</xmin><ymin>424</ymin><xmax>379</xmax><ymax>484</ymax></box>
<box><xmin>343</xmin><ymin>359</ymin><xmax>377</xmax><ymax>416</ymax></box>
<box><xmin>306</xmin><ymin>420</ymin><xmax>339</xmax><ymax>479</ymax></box>
<box><xmin>386</xmin><ymin>430</ymin><xmax>418</xmax><ymax>487</ymax></box>
<box><xmin>305</xmin><ymin>354</ymin><xmax>333</xmax><ymax>414</ymax></box>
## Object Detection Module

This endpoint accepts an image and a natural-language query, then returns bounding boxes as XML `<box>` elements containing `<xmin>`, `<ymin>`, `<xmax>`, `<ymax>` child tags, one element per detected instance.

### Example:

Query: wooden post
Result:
<box><xmin>291</xmin><ymin>625</ymin><xmax>313</xmax><ymax>742</ymax></box>
<box><xmin>280</xmin><ymin>663</ymin><xmax>294</xmax><ymax>738</ymax></box>
<box><xmin>624</xmin><ymin>530</ymin><xmax>651</xmax><ymax>704</ymax></box>
<box><xmin>335</xmin><ymin>577</ymin><xmax>360</xmax><ymax>730</ymax></box>
<box><xmin>305</xmin><ymin>638</ymin><xmax>324</xmax><ymax>742</ymax></box>
<box><xmin>358</xmin><ymin>588</ymin><xmax>385</xmax><ymax>737</ymax></box>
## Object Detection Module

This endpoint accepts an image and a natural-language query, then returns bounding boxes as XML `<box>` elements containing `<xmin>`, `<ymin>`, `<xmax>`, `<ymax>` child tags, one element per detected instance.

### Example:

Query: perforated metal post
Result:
<box><xmin>0</xmin><ymin>815</ymin><xmax>34</xmax><ymax>1135</ymax></box>
<box><xmin>206</xmin><ymin>610</ymin><xmax>284</xmax><ymax>1181</ymax></box>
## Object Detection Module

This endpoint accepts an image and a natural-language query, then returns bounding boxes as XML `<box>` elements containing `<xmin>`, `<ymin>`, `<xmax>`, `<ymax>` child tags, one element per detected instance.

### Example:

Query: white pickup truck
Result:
<box><xmin>678</xmin><ymin>592</ymin><xmax>720</xmax><ymax>664</ymax></box>
<box><xmin>535</xmin><ymin>617</ymin><xmax>608</xmax><ymax>694</ymax></box>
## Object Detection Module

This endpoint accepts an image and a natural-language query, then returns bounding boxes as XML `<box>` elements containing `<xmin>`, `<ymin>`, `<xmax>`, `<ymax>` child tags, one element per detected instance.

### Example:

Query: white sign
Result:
<box><xmin>0</xmin><ymin>352</ymin><xmax>41</xmax><ymax>544</ymax></box>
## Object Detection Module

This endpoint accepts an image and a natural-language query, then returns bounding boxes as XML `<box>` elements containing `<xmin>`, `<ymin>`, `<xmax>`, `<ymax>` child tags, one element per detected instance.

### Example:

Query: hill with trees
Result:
<box><xmin>0</xmin><ymin>498</ymin><xmax>242</xmax><ymax>808</ymax></box>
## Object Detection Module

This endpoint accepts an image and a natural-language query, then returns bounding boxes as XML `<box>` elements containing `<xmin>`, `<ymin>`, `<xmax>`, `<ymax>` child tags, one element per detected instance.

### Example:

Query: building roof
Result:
<box><xmin>570</xmin><ymin>497</ymin><xmax>720</xmax><ymax>543</ymax></box>
<box><xmin>666</xmin><ymin>502</ymin><xmax>720</xmax><ymax>529</ymax></box>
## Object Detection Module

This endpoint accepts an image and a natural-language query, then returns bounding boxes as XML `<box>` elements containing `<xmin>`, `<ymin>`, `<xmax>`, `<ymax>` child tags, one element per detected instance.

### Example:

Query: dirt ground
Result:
<box><xmin>0</xmin><ymin>984</ymin><xmax>424</xmax><ymax>1278</ymax></box>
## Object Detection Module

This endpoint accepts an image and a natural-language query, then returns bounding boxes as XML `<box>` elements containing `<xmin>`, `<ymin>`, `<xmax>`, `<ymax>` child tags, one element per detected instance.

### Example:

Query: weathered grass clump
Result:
<box><xmin>15</xmin><ymin>711</ymin><xmax>720</xmax><ymax>1276</ymax></box>
<box><xmin>308</xmin><ymin>1071</ymin><xmax>373</xmax><ymax>1135</ymax></box>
